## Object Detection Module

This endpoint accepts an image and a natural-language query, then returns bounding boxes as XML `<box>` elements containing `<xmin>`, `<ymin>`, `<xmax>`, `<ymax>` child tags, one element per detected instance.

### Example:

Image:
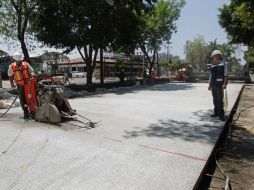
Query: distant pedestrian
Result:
<box><xmin>143</xmin><ymin>65</ymin><xmax>149</xmax><ymax>85</ymax></box>
<box><xmin>119</xmin><ymin>69</ymin><xmax>126</xmax><ymax>84</ymax></box>
<box><xmin>64</xmin><ymin>72</ymin><xmax>71</xmax><ymax>85</ymax></box>
<box><xmin>208</xmin><ymin>50</ymin><xmax>228</xmax><ymax>121</ymax></box>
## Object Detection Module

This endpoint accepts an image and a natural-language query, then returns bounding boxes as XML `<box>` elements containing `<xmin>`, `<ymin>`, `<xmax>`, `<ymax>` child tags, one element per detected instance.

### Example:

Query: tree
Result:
<box><xmin>0</xmin><ymin>0</ymin><xmax>37</xmax><ymax>62</ymax></box>
<box><xmin>185</xmin><ymin>37</ymin><xmax>241</xmax><ymax>72</ymax></box>
<box><xmin>32</xmin><ymin>0</ymin><xmax>155</xmax><ymax>85</ymax></box>
<box><xmin>138</xmin><ymin>0</ymin><xmax>185</xmax><ymax>74</ymax></box>
<box><xmin>207</xmin><ymin>40</ymin><xmax>240</xmax><ymax>71</ymax></box>
<box><xmin>184</xmin><ymin>36</ymin><xmax>209</xmax><ymax>71</ymax></box>
<box><xmin>244</xmin><ymin>46</ymin><xmax>254</xmax><ymax>68</ymax></box>
<box><xmin>219</xmin><ymin>0</ymin><xmax>254</xmax><ymax>46</ymax></box>
<box><xmin>219</xmin><ymin>1</ymin><xmax>254</xmax><ymax>70</ymax></box>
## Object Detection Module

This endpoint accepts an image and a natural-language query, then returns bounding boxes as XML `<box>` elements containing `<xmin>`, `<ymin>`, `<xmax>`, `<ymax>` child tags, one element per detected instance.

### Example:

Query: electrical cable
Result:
<box><xmin>214</xmin><ymin>147</ymin><xmax>233</xmax><ymax>190</ymax></box>
<box><xmin>0</xmin><ymin>95</ymin><xmax>18</xmax><ymax>119</ymax></box>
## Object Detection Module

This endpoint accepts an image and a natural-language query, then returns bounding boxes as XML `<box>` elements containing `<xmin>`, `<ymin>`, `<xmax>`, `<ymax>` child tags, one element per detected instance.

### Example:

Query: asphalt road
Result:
<box><xmin>0</xmin><ymin>83</ymin><xmax>242</xmax><ymax>190</ymax></box>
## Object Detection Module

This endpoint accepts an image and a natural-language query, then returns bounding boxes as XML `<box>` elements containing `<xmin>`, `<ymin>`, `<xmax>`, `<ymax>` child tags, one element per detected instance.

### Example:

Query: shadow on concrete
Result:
<box><xmin>123</xmin><ymin>110</ymin><xmax>224</xmax><ymax>143</ymax></box>
<box><xmin>113</xmin><ymin>83</ymin><xmax>195</xmax><ymax>95</ymax></box>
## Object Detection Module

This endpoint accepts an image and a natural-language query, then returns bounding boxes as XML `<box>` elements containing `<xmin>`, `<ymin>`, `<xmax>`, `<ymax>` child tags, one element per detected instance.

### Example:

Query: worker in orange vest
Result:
<box><xmin>8</xmin><ymin>52</ymin><xmax>35</xmax><ymax>119</ymax></box>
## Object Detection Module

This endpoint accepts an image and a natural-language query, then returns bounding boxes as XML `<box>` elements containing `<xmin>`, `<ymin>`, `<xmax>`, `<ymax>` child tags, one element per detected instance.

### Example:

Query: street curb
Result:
<box><xmin>193</xmin><ymin>85</ymin><xmax>245</xmax><ymax>189</ymax></box>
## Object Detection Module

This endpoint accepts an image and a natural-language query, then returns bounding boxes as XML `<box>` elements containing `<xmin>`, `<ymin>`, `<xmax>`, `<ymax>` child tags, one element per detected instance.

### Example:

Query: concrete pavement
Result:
<box><xmin>0</xmin><ymin>83</ymin><xmax>242</xmax><ymax>190</ymax></box>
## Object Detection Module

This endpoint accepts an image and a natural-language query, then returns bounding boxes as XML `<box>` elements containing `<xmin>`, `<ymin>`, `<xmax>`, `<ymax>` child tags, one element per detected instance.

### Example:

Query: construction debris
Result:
<box><xmin>0</xmin><ymin>92</ymin><xmax>20</xmax><ymax>109</ymax></box>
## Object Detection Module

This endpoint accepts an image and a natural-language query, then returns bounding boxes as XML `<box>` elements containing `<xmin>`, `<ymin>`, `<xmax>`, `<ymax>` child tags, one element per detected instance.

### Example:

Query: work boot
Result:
<box><xmin>24</xmin><ymin>114</ymin><xmax>30</xmax><ymax>120</ymax></box>
<box><xmin>30</xmin><ymin>112</ymin><xmax>36</xmax><ymax>119</ymax></box>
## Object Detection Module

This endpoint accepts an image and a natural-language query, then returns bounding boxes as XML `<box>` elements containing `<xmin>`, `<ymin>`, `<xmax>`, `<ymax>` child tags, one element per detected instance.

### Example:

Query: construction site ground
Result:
<box><xmin>0</xmin><ymin>83</ymin><xmax>242</xmax><ymax>190</ymax></box>
<box><xmin>209</xmin><ymin>84</ymin><xmax>254</xmax><ymax>190</ymax></box>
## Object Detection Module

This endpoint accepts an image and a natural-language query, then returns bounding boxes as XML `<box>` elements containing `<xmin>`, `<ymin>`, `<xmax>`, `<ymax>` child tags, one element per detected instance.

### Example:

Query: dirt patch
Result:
<box><xmin>209</xmin><ymin>85</ymin><xmax>254</xmax><ymax>190</ymax></box>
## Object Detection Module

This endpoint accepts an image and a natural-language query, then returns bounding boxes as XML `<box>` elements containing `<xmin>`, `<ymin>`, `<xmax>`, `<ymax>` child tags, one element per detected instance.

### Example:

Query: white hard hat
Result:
<box><xmin>211</xmin><ymin>50</ymin><xmax>222</xmax><ymax>57</ymax></box>
<box><xmin>13</xmin><ymin>52</ymin><xmax>23</xmax><ymax>61</ymax></box>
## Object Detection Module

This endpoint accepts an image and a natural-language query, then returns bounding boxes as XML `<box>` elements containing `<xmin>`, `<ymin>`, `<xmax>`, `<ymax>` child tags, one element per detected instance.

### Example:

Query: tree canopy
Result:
<box><xmin>184</xmin><ymin>36</ymin><xmax>241</xmax><ymax>71</ymax></box>
<box><xmin>138</xmin><ymin>0</ymin><xmax>185</xmax><ymax>73</ymax></box>
<box><xmin>32</xmin><ymin>0</ymin><xmax>156</xmax><ymax>84</ymax></box>
<box><xmin>219</xmin><ymin>0</ymin><xmax>254</xmax><ymax>69</ymax></box>
<box><xmin>218</xmin><ymin>0</ymin><xmax>254</xmax><ymax>46</ymax></box>
<box><xmin>184</xmin><ymin>36</ymin><xmax>209</xmax><ymax>71</ymax></box>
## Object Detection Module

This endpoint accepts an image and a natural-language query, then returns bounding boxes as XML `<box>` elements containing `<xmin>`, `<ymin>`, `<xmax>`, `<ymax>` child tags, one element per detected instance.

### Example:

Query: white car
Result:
<box><xmin>71</xmin><ymin>71</ymin><xmax>85</xmax><ymax>78</ymax></box>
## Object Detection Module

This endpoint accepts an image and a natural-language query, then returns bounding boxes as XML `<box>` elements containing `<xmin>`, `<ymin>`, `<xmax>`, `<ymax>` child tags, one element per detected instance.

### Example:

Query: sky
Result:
<box><xmin>169</xmin><ymin>0</ymin><xmax>228</xmax><ymax>58</ymax></box>
<box><xmin>169</xmin><ymin>0</ymin><xmax>245</xmax><ymax>63</ymax></box>
<box><xmin>0</xmin><ymin>0</ymin><xmax>246</xmax><ymax>62</ymax></box>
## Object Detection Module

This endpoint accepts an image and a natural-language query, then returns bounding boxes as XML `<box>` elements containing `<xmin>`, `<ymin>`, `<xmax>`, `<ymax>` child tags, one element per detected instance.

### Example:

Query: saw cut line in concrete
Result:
<box><xmin>138</xmin><ymin>144</ymin><xmax>207</xmax><ymax>162</ymax></box>
<box><xmin>0</xmin><ymin>126</ymin><xmax>24</xmax><ymax>155</ymax></box>
<box><xmin>103</xmin><ymin>137</ymin><xmax>123</xmax><ymax>143</ymax></box>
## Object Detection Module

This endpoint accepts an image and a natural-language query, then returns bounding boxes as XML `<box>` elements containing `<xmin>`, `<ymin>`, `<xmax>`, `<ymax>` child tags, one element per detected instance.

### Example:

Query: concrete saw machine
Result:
<box><xmin>35</xmin><ymin>77</ymin><xmax>76</xmax><ymax>123</ymax></box>
<box><xmin>25</xmin><ymin>75</ymin><xmax>93</xmax><ymax>126</ymax></box>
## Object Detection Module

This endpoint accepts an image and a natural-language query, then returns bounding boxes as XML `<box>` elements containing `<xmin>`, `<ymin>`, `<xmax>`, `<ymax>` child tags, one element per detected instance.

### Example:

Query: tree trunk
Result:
<box><xmin>77</xmin><ymin>46</ymin><xmax>93</xmax><ymax>85</ymax></box>
<box><xmin>140</xmin><ymin>45</ymin><xmax>154</xmax><ymax>75</ymax></box>
<box><xmin>86</xmin><ymin>60</ymin><xmax>93</xmax><ymax>85</ymax></box>
<box><xmin>149</xmin><ymin>51</ymin><xmax>156</xmax><ymax>75</ymax></box>
<box><xmin>100</xmin><ymin>48</ymin><xmax>104</xmax><ymax>86</ymax></box>
<box><xmin>156</xmin><ymin>52</ymin><xmax>160</xmax><ymax>78</ymax></box>
<box><xmin>20</xmin><ymin>39</ymin><xmax>30</xmax><ymax>63</ymax></box>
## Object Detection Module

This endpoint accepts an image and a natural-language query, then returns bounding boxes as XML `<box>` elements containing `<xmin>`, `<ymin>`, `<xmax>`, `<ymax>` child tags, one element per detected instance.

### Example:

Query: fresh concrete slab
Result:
<box><xmin>0</xmin><ymin>83</ymin><xmax>242</xmax><ymax>190</ymax></box>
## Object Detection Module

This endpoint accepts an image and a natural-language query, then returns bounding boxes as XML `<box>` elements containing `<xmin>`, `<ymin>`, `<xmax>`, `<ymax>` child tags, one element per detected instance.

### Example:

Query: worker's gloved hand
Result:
<box><xmin>208</xmin><ymin>86</ymin><xmax>211</xmax><ymax>91</ymax></box>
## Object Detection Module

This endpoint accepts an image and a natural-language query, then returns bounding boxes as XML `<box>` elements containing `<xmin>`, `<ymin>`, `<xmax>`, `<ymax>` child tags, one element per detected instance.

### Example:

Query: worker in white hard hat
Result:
<box><xmin>208</xmin><ymin>50</ymin><xmax>228</xmax><ymax>121</ymax></box>
<box><xmin>8</xmin><ymin>52</ymin><xmax>35</xmax><ymax>119</ymax></box>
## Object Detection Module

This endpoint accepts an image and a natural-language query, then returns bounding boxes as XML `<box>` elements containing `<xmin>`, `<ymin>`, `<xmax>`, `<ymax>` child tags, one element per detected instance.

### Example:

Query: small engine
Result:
<box><xmin>34</xmin><ymin>77</ymin><xmax>76</xmax><ymax>124</ymax></box>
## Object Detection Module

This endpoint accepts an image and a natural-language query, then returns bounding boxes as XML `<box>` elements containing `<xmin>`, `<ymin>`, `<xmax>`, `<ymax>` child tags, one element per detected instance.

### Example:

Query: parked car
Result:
<box><xmin>71</xmin><ymin>71</ymin><xmax>86</xmax><ymax>78</ymax></box>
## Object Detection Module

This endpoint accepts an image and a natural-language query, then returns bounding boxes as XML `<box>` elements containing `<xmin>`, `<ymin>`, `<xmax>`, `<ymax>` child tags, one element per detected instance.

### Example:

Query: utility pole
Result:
<box><xmin>167</xmin><ymin>43</ymin><xmax>170</xmax><ymax>62</ymax></box>
<box><xmin>185</xmin><ymin>40</ymin><xmax>189</xmax><ymax>63</ymax></box>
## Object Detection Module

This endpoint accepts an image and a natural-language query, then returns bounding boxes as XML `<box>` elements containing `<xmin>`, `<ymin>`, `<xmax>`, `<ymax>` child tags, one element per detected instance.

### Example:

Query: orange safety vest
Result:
<box><xmin>11</xmin><ymin>62</ymin><xmax>31</xmax><ymax>85</ymax></box>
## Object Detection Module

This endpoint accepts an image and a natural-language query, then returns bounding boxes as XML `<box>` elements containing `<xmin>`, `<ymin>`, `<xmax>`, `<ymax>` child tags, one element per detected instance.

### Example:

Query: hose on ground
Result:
<box><xmin>0</xmin><ymin>95</ymin><xmax>18</xmax><ymax>119</ymax></box>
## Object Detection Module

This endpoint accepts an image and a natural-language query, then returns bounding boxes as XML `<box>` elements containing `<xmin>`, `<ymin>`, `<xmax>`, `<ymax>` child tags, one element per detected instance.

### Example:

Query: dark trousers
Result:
<box><xmin>211</xmin><ymin>86</ymin><xmax>224</xmax><ymax>117</ymax></box>
<box><xmin>17</xmin><ymin>85</ymin><xmax>29</xmax><ymax>115</ymax></box>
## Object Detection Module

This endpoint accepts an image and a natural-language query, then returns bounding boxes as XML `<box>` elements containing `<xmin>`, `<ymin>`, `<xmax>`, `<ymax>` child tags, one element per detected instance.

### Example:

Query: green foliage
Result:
<box><xmin>230</xmin><ymin>57</ymin><xmax>241</xmax><ymax>71</ymax></box>
<box><xmin>0</xmin><ymin>2</ymin><xmax>16</xmax><ymax>39</ymax></box>
<box><xmin>185</xmin><ymin>36</ymin><xmax>241</xmax><ymax>71</ymax></box>
<box><xmin>0</xmin><ymin>0</ymin><xmax>37</xmax><ymax>61</ymax></box>
<box><xmin>184</xmin><ymin>36</ymin><xmax>209</xmax><ymax>71</ymax></box>
<box><xmin>32</xmin><ymin>0</ymin><xmax>156</xmax><ymax>84</ymax></box>
<box><xmin>208</xmin><ymin>40</ymin><xmax>240</xmax><ymax>71</ymax></box>
<box><xmin>160</xmin><ymin>60</ymin><xmax>180</xmax><ymax>70</ymax></box>
<box><xmin>244</xmin><ymin>46</ymin><xmax>254</xmax><ymax>68</ymax></box>
<box><xmin>115</xmin><ymin>59</ymin><xmax>127</xmax><ymax>71</ymax></box>
<box><xmin>139</xmin><ymin>0</ymin><xmax>185</xmax><ymax>71</ymax></box>
<box><xmin>219</xmin><ymin>0</ymin><xmax>254</xmax><ymax>46</ymax></box>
